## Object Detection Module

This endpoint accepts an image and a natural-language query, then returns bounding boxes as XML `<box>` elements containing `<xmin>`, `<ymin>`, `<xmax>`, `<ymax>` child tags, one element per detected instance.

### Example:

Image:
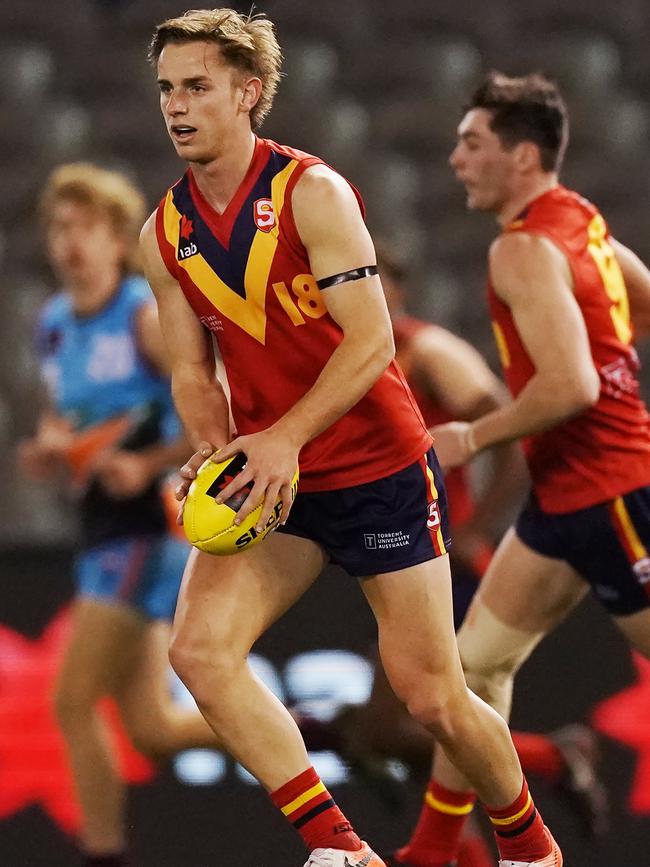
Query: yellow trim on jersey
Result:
<box><xmin>280</xmin><ymin>781</ymin><xmax>327</xmax><ymax>816</ymax></box>
<box><xmin>425</xmin><ymin>791</ymin><xmax>474</xmax><ymax>816</ymax></box>
<box><xmin>163</xmin><ymin>159</ymin><xmax>300</xmax><ymax>345</ymax></box>
<box><xmin>425</xmin><ymin>460</ymin><xmax>447</xmax><ymax>555</ymax></box>
<box><xmin>613</xmin><ymin>496</ymin><xmax>648</xmax><ymax>561</ymax></box>
<box><xmin>492</xmin><ymin>321</ymin><xmax>511</xmax><ymax>370</ymax></box>
<box><xmin>242</xmin><ymin>158</ymin><xmax>297</xmax><ymax>311</ymax></box>
<box><xmin>490</xmin><ymin>794</ymin><xmax>533</xmax><ymax>826</ymax></box>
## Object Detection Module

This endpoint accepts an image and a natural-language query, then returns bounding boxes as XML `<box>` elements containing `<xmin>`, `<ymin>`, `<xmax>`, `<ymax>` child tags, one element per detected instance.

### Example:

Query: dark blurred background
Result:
<box><xmin>1</xmin><ymin>1</ymin><xmax>649</xmax><ymax>865</ymax></box>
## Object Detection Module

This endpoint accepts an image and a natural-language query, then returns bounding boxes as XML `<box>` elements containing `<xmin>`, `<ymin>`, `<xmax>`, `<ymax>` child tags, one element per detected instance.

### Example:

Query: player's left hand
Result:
<box><xmin>174</xmin><ymin>442</ymin><xmax>220</xmax><ymax>525</ymax></box>
<box><xmin>215</xmin><ymin>428</ymin><xmax>300</xmax><ymax>531</ymax></box>
<box><xmin>95</xmin><ymin>450</ymin><xmax>156</xmax><ymax>498</ymax></box>
<box><xmin>430</xmin><ymin>421</ymin><xmax>477</xmax><ymax>469</ymax></box>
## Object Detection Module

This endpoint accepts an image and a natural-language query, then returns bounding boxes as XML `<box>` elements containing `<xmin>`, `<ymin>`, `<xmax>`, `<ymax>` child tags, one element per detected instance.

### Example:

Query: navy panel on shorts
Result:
<box><xmin>277</xmin><ymin>448</ymin><xmax>452</xmax><ymax>577</ymax></box>
<box><xmin>515</xmin><ymin>486</ymin><xmax>650</xmax><ymax>616</ymax></box>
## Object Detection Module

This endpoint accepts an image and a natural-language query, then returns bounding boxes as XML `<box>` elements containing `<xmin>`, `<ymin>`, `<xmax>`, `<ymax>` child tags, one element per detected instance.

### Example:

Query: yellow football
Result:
<box><xmin>182</xmin><ymin>452</ymin><xmax>299</xmax><ymax>555</ymax></box>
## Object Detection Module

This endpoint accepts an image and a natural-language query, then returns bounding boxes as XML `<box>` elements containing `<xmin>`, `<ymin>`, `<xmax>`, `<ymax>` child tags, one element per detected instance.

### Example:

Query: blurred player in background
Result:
<box><xmin>142</xmin><ymin>9</ymin><xmax>561</xmax><ymax>867</ymax></box>
<box><xmin>379</xmin><ymin>243</ymin><xmax>523</xmax><ymax>591</ymax></box>
<box><xmin>19</xmin><ymin>163</ymin><xmax>219</xmax><ymax>867</ymax></box>
<box><xmin>392</xmin><ymin>71</ymin><xmax>650</xmax><ymax>867</ymax></box>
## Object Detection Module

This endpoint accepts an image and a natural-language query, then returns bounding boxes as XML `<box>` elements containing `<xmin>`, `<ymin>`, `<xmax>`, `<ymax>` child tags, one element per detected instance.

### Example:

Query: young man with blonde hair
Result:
<box><xmin>141</xmin><ymin>12</ymin><xmax>562</xmax><ymax>866</ymax></box>
<box><xmin>21</xmin><ymin>162</ymin><xmax>220</xmax><ymax>867</ymax></box>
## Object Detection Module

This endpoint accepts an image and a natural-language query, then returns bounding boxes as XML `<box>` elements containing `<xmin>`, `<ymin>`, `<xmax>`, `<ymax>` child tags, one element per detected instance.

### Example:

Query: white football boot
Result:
<box><xmin>304</xmin><ymin>841</ymin><xmax>386</xmax><ymax>867</ymax></box>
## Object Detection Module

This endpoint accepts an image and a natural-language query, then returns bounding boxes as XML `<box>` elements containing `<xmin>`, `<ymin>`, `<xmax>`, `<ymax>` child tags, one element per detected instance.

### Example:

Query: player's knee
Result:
<box><xmin>464</xmin><ymin>668</ymin><xmax>514</xmax><ymax>722</ymax></box>
<box><xmin>127</xmin><ymin>722</ymin><xmax>169</xmax><ymax>761</ymax></box>
<box><xmin>169</xmin><ymin>629</ymin><xmax>239</xmax><ymax>705</ymax></box>
<box><xmin>456</xmin><ymin>604</ymin><xmax>540</xmax><ymax>713</ymax></box>
<box><xmin>458</xmin><ymin>640</ymin><xmax>516</xmax><ymax>712</ymax></box>
<box><xmin>392</xmin><ymin>666</ymin><xmax>465</xmax><ymax>740</ymax></box>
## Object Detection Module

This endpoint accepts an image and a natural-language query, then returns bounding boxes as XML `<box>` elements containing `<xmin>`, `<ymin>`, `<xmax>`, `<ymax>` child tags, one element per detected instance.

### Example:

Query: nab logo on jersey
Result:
<box><xmin>253</xmin><ymin>198</ymin><xmax>276</xmax><ymax>233</ymax></box>
<box><xmin>178</xmin><ymin>214</ymin><xmax>198</xmax><ymax>261</ymax></box>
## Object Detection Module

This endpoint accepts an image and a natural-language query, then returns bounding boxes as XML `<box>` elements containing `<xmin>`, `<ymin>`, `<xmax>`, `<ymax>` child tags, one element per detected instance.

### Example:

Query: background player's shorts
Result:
<box><xmin>277</xmin><ymin>448</ymin><xmax>451</xmax><ymax>577</ymax></box>
<box><xmin>516</xmin><ymin>485</ymin><xmax>650</xmax><ymax>616</ymax></box>
<box><xmin>75</xmin><ymin>535</ymin><xmax>189</xmax><ymax>620</ymax></box>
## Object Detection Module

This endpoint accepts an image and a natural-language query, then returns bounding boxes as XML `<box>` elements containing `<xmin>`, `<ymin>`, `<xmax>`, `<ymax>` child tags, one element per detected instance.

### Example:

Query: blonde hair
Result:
<box><xmin>148</xmin><ymin>7</ymin><xmax>282</xmax><ymax>129</ymax></box>
<box><xmin>39</xmin><ymin>163</ymin><xmax>147</xmax><ymax>273</ymax></box>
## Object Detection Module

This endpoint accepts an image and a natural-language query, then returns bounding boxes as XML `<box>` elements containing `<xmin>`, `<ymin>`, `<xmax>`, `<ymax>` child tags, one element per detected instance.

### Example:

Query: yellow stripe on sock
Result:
<box><xmin>490</xmin><ymin>793</ymin><xmax>533</xmax><ymax>826</ymax></box>
<box><xmin>425</xmin><ymin>791</ymin><xmax>474</xmax><ymax>816</ymax></box>
<box><xmin>280</xmin><ymin>781</ymin><xmax>327</xmax><ymax>817</ymax></box>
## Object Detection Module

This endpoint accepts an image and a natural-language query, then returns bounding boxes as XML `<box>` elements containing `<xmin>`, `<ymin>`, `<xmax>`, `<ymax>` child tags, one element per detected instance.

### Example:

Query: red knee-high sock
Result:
<box><xmin>395</xmin><ymin>779</ymin><xmax>476</xmax><ymax>866</ymax></box>
<box><xmin>270</xmin><ymin>767</ymin><xmax>362</xmax><ymax>853</ymax></box>
<box><xmin>486</xmin><ymin>778</ymin><xmax>551</xmax><ymax>863</ymax></box>
<box><xmin>512</xmin><ymin>731</ymin><xmax>564</xmax><ymax>782</ymax></box>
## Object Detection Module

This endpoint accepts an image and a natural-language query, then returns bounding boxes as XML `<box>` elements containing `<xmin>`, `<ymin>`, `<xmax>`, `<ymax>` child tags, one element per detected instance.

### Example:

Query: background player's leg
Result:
<box><xmin>614</xmin><ymin>607</ymin><xmax>650</xmax><ymax>657</ymax></box>
<box><xmin>389</xmin><ymin>532</ymin><xmax>585</xmax><ymax>866</ymax></box>
<box><xmin>115</xmin><ymin>620</ymin><xmax>221</xmax><ymax>758</ymax></box>
<box><xmin>54</xmin><ymin>598</ymin><xmax>147</xmax><ymax>858</ymax></box>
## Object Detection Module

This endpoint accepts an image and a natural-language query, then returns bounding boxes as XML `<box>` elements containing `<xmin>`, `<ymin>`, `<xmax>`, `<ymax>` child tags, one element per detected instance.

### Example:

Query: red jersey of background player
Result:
<box><xmin>156</xmin><ymin>137</ymin><xmax>431</xmax><ymax>491</ymax></box>
<box><xmin>488</xmin><ymin>185</ymin><xmax>650</xmax><ymax>513</ymax></box>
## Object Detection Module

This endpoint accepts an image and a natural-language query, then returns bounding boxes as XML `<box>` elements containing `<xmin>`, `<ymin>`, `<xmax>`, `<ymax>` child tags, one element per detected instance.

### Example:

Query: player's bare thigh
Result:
<box><xmin>171</xmin><ymin>531</ymin><xmax>328</xmax><ymax>655</ymax></box>
<box><xmin>55</xmin><ymin>598</ymin><xmax>147</xmax><ymax>710</ymax></box>
<box><xmin>360</xmin><ymin>555</ymin><xmax>463</xmax><ymax>696</ymax></box>
<box><xmin>473</xmin><ymin>526</ymin><xmax>589</xmax><ymax>634</ymax></box>
<box><xmin>614</xmin><ymin>607</ymin><xmax>650</xmax><ymax>658</ymax></box>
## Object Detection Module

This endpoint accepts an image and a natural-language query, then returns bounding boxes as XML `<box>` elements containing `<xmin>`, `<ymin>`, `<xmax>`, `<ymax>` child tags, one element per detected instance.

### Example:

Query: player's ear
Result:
<box><xmin>514</xmin><ymin>141</ymin><xmax>542</xmax><ymax>174</ymax></box>
<box><xmin>240</xmin><ymin>76</ymin><xmax>262</xmax><ymax>115</ymax></box>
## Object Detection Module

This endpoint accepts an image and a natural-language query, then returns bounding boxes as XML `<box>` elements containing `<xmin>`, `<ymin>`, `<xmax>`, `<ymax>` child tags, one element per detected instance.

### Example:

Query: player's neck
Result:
<box><xmin>496</xmin><ymin>174</ymin><xmax>558</xmax><ymax>228</ymax></box>
<box><xmin>68</xmin><ymin>267</ymin><xmax>122</xmax><ymax>316</ymax></box>
<box><xmin>189</xmin><ymin>129</ymin><xmax>257</xmax><ymax>215</ymax></box>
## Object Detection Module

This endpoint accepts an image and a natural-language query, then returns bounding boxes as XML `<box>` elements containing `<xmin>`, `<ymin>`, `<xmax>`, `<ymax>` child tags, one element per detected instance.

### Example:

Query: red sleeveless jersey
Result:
<box><xmin>393</xmin><ymin>315</ymin><xmax>475</xmax><ymax>528</ymax></box>
<box><xmin>155</xmin><ymin>137</ymin><xmax>430</xmax><ymax>491</ymax></box>
<box><xmin>488</xmin><ymin>185</ymin><xmax>650</xmax><ymax>513</ymax></box>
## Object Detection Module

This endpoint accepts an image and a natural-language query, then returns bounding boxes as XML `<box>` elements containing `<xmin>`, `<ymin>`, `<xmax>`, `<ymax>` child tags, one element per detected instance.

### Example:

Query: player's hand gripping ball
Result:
<box><xmin>182</xmin><ymin>451</ymin><xmax>299</xmax><ymax>555</ymax></box>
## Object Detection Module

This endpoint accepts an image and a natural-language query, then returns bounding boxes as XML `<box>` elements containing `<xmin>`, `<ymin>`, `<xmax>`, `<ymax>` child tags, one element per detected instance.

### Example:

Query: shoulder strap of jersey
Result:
<box><xmin>155</xmin><ymin>178</ymin><xmax>187</xmax><ymax>280</ymax></box>
<box><xmin>267</xmin><ymin>141</ymin><xmax>366</xmax><ymax>256</ymax></box>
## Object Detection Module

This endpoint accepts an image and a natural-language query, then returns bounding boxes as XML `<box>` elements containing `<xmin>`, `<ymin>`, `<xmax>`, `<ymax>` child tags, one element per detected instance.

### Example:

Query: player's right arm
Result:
<box><xmin>472</xmin><ymin>232</ymin><xmax>601</xmax><ymax>450</ymax></box>
<box><xmin>434</xmin><ymin>232</ymin><xmax>601</xmax><ymax>468</ymax></box>
<box><xmin>139</xmin><ymin>213</ymin><xmax>230</xmax><ymax>458</ymax></box>
<box><xmin>612</xmin><ymin>239</ymin><xmax>650</xmax><ymax>339</ymax></box>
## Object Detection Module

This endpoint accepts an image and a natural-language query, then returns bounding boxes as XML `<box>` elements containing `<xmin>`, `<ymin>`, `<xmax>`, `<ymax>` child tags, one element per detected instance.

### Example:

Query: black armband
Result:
<box><xmin>316</xmin><ymin>265</ymin><xmax>378</xmax><ymax>290</ymax></box>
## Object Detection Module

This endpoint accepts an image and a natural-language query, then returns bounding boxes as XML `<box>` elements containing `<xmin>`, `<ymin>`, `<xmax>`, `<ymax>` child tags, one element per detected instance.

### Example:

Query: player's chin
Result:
<box><xmin>466</xmin><ymin>192</ymin><xmax>491</xmax><ymax>212</ymax></box>
<box><xmin>168</xmin><ymin>135</ymin><xmax>201</xmax><ymax>157</ymax></box>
